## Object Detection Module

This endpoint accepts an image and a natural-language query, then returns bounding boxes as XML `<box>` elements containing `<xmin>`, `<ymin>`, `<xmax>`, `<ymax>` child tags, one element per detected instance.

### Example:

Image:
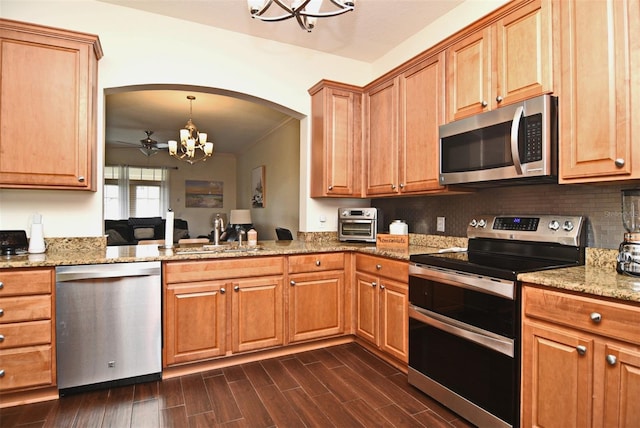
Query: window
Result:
<box><xmin>104</xmin><ymin>166</ymin><xmax>170</xmax><ymax>219</ymax></box>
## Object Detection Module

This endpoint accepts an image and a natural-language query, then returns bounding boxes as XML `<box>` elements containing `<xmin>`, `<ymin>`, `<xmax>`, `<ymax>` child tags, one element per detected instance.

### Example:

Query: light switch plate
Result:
<box><xmin>437</xmin><ymin>217</ymin><xmax>445</xmax><ymax>232</ymax></box>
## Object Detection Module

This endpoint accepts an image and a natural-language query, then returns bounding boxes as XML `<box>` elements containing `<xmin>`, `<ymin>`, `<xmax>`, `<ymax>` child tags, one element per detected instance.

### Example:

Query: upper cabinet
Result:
<box><xmin>557</xmin><ymin>0</ymin><xmax>640</xmax><ymax>183</ymax></box>
<box><xmin>309</xmin><ymin>81</ymin><xmax>363</xmax><ymax>198</ymax></box>
<box><xmin>0</xmin><ymin>19</ymin><xmax>103</xmax><ymax>191</ymax></box>
<box><xmin>446</xmin><ymin>0</ymin><xmax>553</xmax><ymax>121</ymax></box>
<box><xmin>364</xmin><ymin>53</ymin><xmax>446</xmax><ymax>197</ymax></box>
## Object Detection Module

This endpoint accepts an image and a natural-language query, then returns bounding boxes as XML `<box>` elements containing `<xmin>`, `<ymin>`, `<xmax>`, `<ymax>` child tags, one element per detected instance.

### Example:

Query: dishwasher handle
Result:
<box><xmin>56</xmin><ymin>262</ymin><xmax>161</xmax><ymax>282</ymax></box>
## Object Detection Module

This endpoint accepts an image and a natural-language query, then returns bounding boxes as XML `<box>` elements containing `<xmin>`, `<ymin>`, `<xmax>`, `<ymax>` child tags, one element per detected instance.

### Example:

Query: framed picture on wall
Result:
<box><xmin>185</xmin><ymin>180</ymin><xmax>224</xmax><ymax>208</ymax></box>
<box><xmin>251</xmin><ymin>166</ymin><xmax>265</xmax><ymax>208</ymax></box>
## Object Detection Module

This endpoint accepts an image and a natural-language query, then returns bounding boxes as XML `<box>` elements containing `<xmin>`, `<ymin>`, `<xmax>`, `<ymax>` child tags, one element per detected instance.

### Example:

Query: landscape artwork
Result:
<box><xmin>185</xmin><ymin>180</ymin><xmax>224</xmax><ymax>208</ymax></box>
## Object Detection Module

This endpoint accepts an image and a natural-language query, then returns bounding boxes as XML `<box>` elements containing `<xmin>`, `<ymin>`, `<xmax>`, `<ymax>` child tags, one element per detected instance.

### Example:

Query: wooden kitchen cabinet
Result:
<box><xmin>355</xmin><ymin>254</ymin><xmax>408</xmax><ymax>364</ymax></box>
<box><xmin>309</xmin><ymin>80</ymin><xmax>363</xmax><ymax>197</ymax></box>
<box><xmin>0</xmin><ymin>19</ymin><xmax>102</xmax><ymax>190</ymax></box>
<box><xmin>163</xmin><ymin>257</ymin><xmax>284</xmax><ymax>366</ymax></box>
<box><xmin>557</xmin><ymin>0</ymin><xmax>640</xmax><ymax>183</ymax></box>
<box><xmin>364</xmin><ymin>52</ymin><xmax>446</xmax><ymax>197</ymax></box>
<box><xmin>446</xmin><ymin>0</ymin><xmax>552</xmax><ymax>121</ymax></box>
<box><xmin>287</xmin><ymin>253</ymin><xmax>346</xmax><ymax>343</ymax></box>
<box><xmin>0</xmin><ymin>268</ymin><xmax>56</xmax><ymax>406</ymax></box>
<box><xmin>522</xmin><ymin>285</ymin><xmax>640</xmax><ymax>427</ymax></box>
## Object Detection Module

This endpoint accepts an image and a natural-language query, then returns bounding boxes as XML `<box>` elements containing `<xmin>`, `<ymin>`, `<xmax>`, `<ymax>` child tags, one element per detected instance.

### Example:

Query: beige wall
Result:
<box><xmin>237</xmin><ymin>119</ymin><xmax>300</xmax><ymax>240</ymax></box>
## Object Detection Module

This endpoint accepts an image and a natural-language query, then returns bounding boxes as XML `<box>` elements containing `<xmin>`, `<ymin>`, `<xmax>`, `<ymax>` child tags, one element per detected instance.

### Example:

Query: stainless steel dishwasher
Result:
<box><xmin>55</xmin><ymin>261</ymin><xmax>162</xmax><ymax>395</ymax></box>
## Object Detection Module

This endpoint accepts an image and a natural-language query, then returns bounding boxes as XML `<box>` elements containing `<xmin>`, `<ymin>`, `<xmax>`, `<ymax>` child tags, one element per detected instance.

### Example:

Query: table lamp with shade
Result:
<box><xmin>223</xmin><ymin>209</ymin><xmax>253</xmax><ymax>241</ymax></box>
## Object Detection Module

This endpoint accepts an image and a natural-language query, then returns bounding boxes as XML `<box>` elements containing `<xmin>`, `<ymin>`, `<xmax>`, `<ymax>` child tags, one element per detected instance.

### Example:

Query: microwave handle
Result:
<box><xmin>510</xmin><ymin>106</ymin><xmax>524</xmax><ymax>175</ymax></box>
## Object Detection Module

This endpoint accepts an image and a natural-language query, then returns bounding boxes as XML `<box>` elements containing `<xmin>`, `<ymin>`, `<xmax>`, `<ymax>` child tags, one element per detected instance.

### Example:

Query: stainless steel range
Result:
<box><xmin>408</xmin><ymin>215</ymin><xmax>586</xmax><ymax>428</ymax></box>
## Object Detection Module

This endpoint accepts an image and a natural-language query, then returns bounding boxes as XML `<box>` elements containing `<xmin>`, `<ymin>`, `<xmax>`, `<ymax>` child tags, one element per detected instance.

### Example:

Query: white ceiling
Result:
<box><xmin>102</xmin><ymin>0</ymin><xmax>464</xmax><ymax>156</ymax></box>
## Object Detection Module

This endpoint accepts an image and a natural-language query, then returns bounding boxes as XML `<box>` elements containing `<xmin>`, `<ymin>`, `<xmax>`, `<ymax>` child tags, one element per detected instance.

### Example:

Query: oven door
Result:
<box><xmin>338</xmin><ymin>219</ymin><xmax>375</xmax><ymax>242</ymax></box>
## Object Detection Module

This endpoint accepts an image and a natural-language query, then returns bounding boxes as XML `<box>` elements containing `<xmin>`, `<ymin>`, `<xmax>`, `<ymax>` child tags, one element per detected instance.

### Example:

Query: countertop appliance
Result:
<box><xmin>408</xmin><ymin>215</ymin><xmax>585</xmax><ymax>428</ymax></box>
<box><xmin>617</xmin><ymin>189</ymin><xmax>640</xmax><ymax>276</ymax></box>
<box><xmin>338</xmin><ymin>207</ymin><xmax>381</xmax><ymax>243</ymax></box>
<box><xmin>55</xmin><ymin>261</ymin><xmax>162</xmax><ymax>395</ymax></box>
<box><xmin>0</xmin><ymin>230</ymin><xmax>28</xmax><ymax>256</ymax></box>
<box><xmin>439</xmin><ymin>95</ymin><xmax>558</xmax><ymax>186</ymax></box>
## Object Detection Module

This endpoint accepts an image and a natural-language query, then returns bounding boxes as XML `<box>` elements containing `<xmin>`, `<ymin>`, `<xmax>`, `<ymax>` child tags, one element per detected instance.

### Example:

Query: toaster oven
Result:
<box><xmin>338</xmin><ymin>208</ymin><xmax>381</xmax><ymax>243</ymax></box>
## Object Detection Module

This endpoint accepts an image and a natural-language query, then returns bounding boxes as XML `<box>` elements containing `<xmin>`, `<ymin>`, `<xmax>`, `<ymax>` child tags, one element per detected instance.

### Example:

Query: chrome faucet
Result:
<box><xmin>213</xmin><ymin>214</ymin><xmax>224</xmax><ymax>245</ymax></box>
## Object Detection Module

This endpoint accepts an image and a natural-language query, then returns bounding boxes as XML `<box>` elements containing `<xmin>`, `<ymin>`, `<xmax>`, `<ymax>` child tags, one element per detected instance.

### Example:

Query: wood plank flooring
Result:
<box><xmin>0</xmin><ymin>343</ymin><xmax>475</xmax><ymax>427</ymax></box>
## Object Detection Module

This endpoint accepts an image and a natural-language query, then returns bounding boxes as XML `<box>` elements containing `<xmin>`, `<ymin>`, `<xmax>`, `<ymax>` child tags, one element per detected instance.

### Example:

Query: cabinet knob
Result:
<box><xmin>0</xmin><ymin>369</ymin><xmax>4</xmax><ymax>378</ymax></box>
<box><xmin>290</xmin><ymin>280</ymin><xmax>296</xmax><ymax>286</ymax></box>
<box><xmin>391</xmin><ymin>184</ymin><xmax>396</xmax><ymax>190</ymax></box>
<box><xmin>496</xmin><ymin>95</ymin><xmax>503</xmax><ymax>103</ymax></box>
<box><xmin>380</xmin><ymin>284</ymin><xmax>386</xmax><ymax>290</ymax></box>
<box><xmin>315</xmin><ymin>260</ymin><xmax>321</xmax><ymax>267</ymax></box>
<box><xmin>590</xmin><ymin>312</ymin><xmax>602</xmax><ymax>323</ymax></box>
<box><xmin>606</xmin><ymin>354</ymin><xmax>617</xmax><ymax>366</ymax></box>
<box><xmin>0</xmin><ymin>334</ymin><xmax>4</xmax><ymax>342</ymax></box>
<box><xmin>0</xmin><ymin>309</ymin><xmax>3</xmax><ymax>317</ymax></box>
<box><xmin>371</xmin><ymin>282</ymin><xmax>377</xmax><ymax>288</ymax></box>
<box><xmin>78</xmin><ymin>176</ymin><xmax>85</xmax><ymax>182</ymax></box>
<box><xmin>234</xmin><ymin>285</ymin><xmax>240</xmax><ymax>292</ymax></box>
<box><xmin>399</xmin><ymin>183</ymin><xmax>405</xmax><ymax>189</ymax></box>
<box><xmin>220</xmin><ymin>287</ymin><xmax>226</xmax><ymax>294</ymax></box>
<box><xmin>576</xmin><ymin>345</ymin><xmax>587</xmax><ymax>356</ymax></box>
<box><xmin>614</xmin><ymin>158</ymin><xmax>625</xmax><ymax>168</ymax></box>
<box><xmin>0</xmin><ymin>282</ymin><xmax>3</xmax><ymax>289</ymax></box>
<box><xmin>328</xmin><ymin>185</ymin><xmax>333</xmax><ymax>190</ymax></box>
<box><xmin>481</xmin><ymin>100</ymin><xmax>488</xmax><ymax>107</ymax></box>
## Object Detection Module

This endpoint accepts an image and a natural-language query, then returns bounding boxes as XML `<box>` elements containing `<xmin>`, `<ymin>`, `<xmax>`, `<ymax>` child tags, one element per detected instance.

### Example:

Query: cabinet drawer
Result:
<box><xmin>0</xmin><ymin>345</ymin><xmax>54</xmax><ymax>391</ymax></box>
<box><xmin>165</xmin><ymin>257</ymin><xmax>284</xmax><ymax>283</ymax></box>
<box><xmin>356</xmin><ymin>254</ymin><xmax>408</xmax><ymax>281</ymax></box>
<box><xmin>524</xmin><ymin>286</ymin><xmax>640</xmax><ymax>345</ymax></box>
<box><xmin>288</xmin><ymin>253</ymin><xmax>344</xmax><ymax>274</ymax></box>
<box><xmin>0</xmin><ymin>268</ymin><xmax>53</xmax><ymax>296</ymax></box>
<box><xmin>0</xmin><ymin>295</ymin><xmax>51</xmax><ymax>324</ymax></box>
<box><xmin>0</xmin><ymin>320</ymin><xmax>51</xmax><ymax>349</ymax></box>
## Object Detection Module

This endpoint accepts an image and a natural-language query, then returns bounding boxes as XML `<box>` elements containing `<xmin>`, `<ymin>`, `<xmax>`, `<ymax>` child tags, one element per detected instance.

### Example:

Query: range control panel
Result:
<box><xmin>468</xmin><ymin>215</ymin><xmax>585</xmax><ymax>246</ymax></box>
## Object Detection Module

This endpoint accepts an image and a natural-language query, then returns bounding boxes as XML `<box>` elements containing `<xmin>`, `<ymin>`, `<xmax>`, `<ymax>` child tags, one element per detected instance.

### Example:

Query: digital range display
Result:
<box><xmin>493</xmin><ymin>217</ymin><xmax>539</xmax><ymax>231</ymax></box>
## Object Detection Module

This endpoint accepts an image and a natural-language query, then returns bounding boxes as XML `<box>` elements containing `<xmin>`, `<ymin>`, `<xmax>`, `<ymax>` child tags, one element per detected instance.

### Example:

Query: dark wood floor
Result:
<box><xmin>0</xmin><ymin>343</ymin><xmax>474</xmax><ymax>427</ymax></box>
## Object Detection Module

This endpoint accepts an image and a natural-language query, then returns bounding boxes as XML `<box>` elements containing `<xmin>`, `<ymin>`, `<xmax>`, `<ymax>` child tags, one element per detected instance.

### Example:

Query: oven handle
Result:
<box><xmin>409</xmin><ymin>304</ymin><xmax>514</xmax><ymax>357</ymax></box>
<box><xmin>409</xmin><ymin>263</ymin><xmax>515</xmax><ymax>300</ymax></box>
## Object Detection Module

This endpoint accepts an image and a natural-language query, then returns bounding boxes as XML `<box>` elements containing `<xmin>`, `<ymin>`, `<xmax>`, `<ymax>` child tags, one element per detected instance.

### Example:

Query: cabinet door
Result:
<box><xmin>603</xmin><ymin>343</ymin><xmax>640</xmax><ymax>427</ymax></box>
<box><xmin>288</xmin><ymin>270</ymin><xmax>344</xmax><ymax>342</ymax></box>
<box><xmin>522</xmin><ymin>321</ymin><xmax>594</xmax><ymax>428</ymax></box>
<box><xmin>494</xmin><ymin>0</ymin><xmax>552</xmax><ymax>107</ymax></box>
<box><xmin>354</xmin><ymin>271</ymin><xmax>378</xmax><ymax>345</ymax></box>
<box><xmin>558</xmin><ymin>0</ymin><xmax>639</xmax><ymax>182</ymax></box>
<box><xmin>310</xmin><ymin>84</ymin><xmax>362</xmax><ymax>197</ymax></box>
<box><xmin>399</xmin><ymin>53</ymin><xmax>445</xmax><ymax>194</ymax></box>
<box><xmin>365</xmin><ymin>78</ymin><xmax>399</xmax><ymax>196</ymax></box>
<box><xmin>446</xmin><ymin>27</ymin><xmax>491</xmax><ymax>121</ymax></box>
<box><xmin>232</xmin><ymin>277</ymin><xmax>283</xmax><ymax>353</ymax></box>
<box><xmin>0</xmin><ymin>22</ymin><xmax>100</xmax><ymax>190</ymax></box>
<box><xmin>164</xmin><ymin>281</ymin><xmax>226</xmax><ymax>366</ymax></box>
<box><xmin>379</xmin><ymin>278</ymin><xmax>408</xmax><ymax>363</ymax></box>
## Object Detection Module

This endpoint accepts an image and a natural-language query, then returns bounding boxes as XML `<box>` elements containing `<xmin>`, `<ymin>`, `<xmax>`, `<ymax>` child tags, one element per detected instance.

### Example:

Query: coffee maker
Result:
<box><xmin>617</xmin><ymin>189</ymin><xmax>640</xmax><ymax>276</ymax></box>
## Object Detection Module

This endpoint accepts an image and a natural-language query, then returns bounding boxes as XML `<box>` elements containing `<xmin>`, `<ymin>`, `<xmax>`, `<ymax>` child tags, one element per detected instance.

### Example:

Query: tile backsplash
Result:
<box><xmin>373</xmin><ymin>182</ymin><xmax>640</xmax><ymax>249</ymax></box>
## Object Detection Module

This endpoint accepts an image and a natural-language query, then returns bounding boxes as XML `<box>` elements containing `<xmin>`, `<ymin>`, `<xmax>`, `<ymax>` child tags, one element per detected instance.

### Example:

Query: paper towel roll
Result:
<box><xmin>165</xmin><ymin>210</ymin><xmax>174</xmax><ymax>247</ymax></box>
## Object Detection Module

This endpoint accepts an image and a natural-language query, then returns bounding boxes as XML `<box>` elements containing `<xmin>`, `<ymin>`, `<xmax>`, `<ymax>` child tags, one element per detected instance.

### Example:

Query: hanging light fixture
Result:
<box><xmin>247</xmin><ymin>0</ymin><xmax>355</xmax><ymax>32</ymax></box>
<box><xmin>168</xmin><ymin>95</ymin><xmax>214</xmax><ymax>164</ymax></box>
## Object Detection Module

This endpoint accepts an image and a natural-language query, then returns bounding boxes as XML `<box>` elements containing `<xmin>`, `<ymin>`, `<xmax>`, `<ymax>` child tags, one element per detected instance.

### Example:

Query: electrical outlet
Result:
<box><xmin>437</xmin><ymin>217</ymin><xmax>445</xmax><ymax>232</ymax></box>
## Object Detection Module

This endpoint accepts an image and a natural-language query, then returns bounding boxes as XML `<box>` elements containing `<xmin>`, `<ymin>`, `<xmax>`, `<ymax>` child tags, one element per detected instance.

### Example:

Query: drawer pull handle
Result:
<box><xmin>606</xmin><ymin>354</ymin><xmax>617</xmax><ymax>366</ymax></box>
<box><xmin>290</xmin><ymin>280</ymin><xmax>296</xmax><ymax>286</ymax></box>
<box><xmin>576</xmin><ymin>345</ymin><xmax>587</xmax><ymax>356</ymax></box>
<box><xmin>590</xmin><ymin>312</ymin><xmax>602</xmax><ymax>323</ymax></box>
<box><xmin>376</xmin><ymin>264</ymin><xmax>382</xmax><ymax>270</ymax></box>
<box><xmin>0</xmin><ymin>335</ymin><xmax>4</xmax><ymax>342</ymax></box>
<box><xmin>315</xmin><ymin>260</ymin><xmax>321</xmax><ymax>267</ymax></box>
<box><xmin>0</xmin><ymin>282</ymin><xmax>3</xmax><ymax>289</ymax></box>
<box><xmin>0</xmin><ymin>369</ymin><xmax>4</xmax><ymax>378</ymax></box>
<box><xmin>0</xmin><ymin>309</ymin><xmax>3</xmax><ymax>317</ymax></box>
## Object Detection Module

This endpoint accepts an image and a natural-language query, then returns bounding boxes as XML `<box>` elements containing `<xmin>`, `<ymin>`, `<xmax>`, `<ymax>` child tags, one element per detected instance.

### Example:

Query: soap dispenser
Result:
<box><xmin>28</xmin><ymin>213</ymin><xmax>46</xmax><ymax>254</ymax></box>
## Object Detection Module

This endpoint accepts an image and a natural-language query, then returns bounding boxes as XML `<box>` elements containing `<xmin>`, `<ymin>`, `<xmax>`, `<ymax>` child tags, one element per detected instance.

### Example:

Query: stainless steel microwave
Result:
<box><xmin>439</xmin><ymin>95</ymin><xmax>558</xmax><ymax>186</ymax></box>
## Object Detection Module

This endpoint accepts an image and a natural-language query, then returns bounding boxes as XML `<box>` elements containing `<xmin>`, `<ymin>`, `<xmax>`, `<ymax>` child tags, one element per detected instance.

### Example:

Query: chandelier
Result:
<box><xmin>168</xmin><ymin>95</ymin><xmax>214</xmax><ymax>164</ymax></box>
<box><xmin>247</xmin><ymin>0</ymin><xmax>355</xmax><ymax>32</ymax></box>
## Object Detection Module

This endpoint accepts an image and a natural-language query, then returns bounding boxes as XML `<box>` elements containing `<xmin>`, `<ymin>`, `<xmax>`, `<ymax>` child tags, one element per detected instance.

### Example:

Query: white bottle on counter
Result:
<box><xmin>28</xmin><ymin>213</ymin><xmax>46</xmax><ymax>254</ymax></box>
<box><xmin>389</xmin><ymin>220</ymin><xmax>408</xmax><ymax>235</ymax></box>
<box><xmin>247</xmin><ymin>228</ymin><xmax>258</xmax><ymax>246</ymax></box>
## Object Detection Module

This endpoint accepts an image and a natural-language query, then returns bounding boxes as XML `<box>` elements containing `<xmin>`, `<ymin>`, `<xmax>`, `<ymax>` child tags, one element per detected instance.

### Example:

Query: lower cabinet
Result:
<box><xmin>0</xmin><ymin>268</ymin><xmax>56</xmax><ymax>399</ymax></box>
<box><xmin>164</xmin><ymin>257</ymin><xmax>285</xmax><ymax>367</ymax></box>
<box><xmin>355</xmin><ymin>254</ymin><xmax>408</xmax><ymax>363</ymax></box>
<box><xmin>522</xmin><ymin>284</ymin><xmax>640</xmax><ymax>427</ymax></box>
<box><xmin>287</xmin><ymin>253</ymin><xmax>346</xmax><ymax>343</ymax></box>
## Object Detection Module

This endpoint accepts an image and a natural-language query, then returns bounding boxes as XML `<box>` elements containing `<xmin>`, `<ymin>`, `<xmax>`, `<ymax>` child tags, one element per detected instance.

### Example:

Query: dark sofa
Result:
<box><xmin>105</xmin><ymin>217</ymin><xmax>190</xmax><ymax>246</ymax></box>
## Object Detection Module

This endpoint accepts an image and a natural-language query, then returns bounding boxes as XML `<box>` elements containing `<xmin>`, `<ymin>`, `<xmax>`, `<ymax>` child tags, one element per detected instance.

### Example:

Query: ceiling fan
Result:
<box><xmin>116</xmin><ymin>130</ymin><xmax>169</xmax><ymax>157</ymax></box>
